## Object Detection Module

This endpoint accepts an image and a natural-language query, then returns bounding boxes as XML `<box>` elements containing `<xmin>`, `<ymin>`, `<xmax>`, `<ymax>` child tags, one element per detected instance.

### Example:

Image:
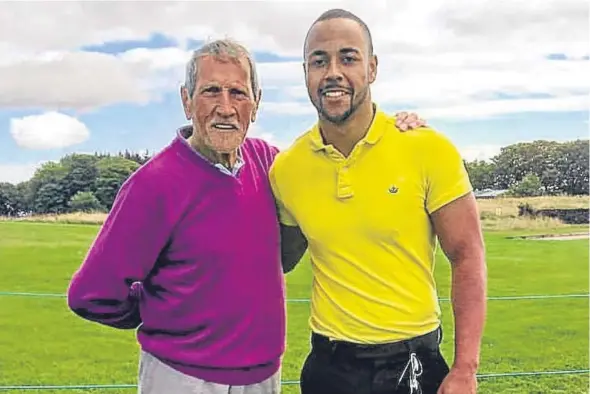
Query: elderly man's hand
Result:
<box><xmin>395</xmin><ymin>111</ymin><xmax>427</xmax><ymax>131</ymax></box>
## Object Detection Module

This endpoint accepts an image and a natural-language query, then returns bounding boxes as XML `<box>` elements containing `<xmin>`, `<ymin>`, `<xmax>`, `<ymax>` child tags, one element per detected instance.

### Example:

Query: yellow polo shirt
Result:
<box><xmin>269</xmin><ymin>108</ymin><xmax>473</xmax><ymax>344</ymax></box>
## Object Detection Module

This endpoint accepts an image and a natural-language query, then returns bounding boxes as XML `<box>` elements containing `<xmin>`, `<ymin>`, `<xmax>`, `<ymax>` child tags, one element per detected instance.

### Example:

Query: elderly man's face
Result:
<box><xmin>182</xmin><ymin>54</ymin><xmax>259</xmax><ymax>154</ymax></box>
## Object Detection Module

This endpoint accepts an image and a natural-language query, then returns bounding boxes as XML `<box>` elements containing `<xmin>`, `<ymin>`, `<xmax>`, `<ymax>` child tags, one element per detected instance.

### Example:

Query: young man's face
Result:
<box><xmin>182</xmin><ymin>54</ymin><xmax>259</xmax><ymax>154</ymax></box>
<box><xmin>304</xmin><ymin>18</ymin><xmax>377</xmax><ymax>124</ymax></box>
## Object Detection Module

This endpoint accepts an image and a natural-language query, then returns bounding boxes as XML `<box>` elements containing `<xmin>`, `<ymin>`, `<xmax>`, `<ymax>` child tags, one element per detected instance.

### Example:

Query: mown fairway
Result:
<box><xmin>0</xmin><ymin>221</ymin><xmax>588</xmax><ymax>393</ymax></box>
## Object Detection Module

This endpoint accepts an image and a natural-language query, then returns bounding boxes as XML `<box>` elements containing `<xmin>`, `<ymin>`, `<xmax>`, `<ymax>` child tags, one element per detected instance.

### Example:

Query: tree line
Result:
<box><xmin>465</xmin><ymin>139</ymin><xmax>588</xmax><ymax>197</ymax></box>
<box><xmin>0</xmin><ymin>150</ymin><xmax>150</xmax><ymax>217</ymax></box>
<box><xmin>0</xmin><ymin>139</ymin><xmax>588</xmax><ymax>217</ymax></box>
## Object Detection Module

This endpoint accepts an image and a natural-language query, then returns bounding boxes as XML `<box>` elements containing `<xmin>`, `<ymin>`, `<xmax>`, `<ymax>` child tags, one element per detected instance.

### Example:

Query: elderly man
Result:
<box><xmin>270</xmin><ymin>9</ymin><xmax>487</xmax><ymax>394</ymax></box>
<box><xmin>66</xmin><ymin>39</ymin><xmax>424</xmax><ymax>394</ymax></box>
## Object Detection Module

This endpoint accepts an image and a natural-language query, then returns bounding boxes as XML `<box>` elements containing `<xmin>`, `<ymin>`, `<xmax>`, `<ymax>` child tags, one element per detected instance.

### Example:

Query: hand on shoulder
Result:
<box><xmin>394</xmin><ymin>111</ymin><xmax>427</xmax><ymax>131</ymax></box>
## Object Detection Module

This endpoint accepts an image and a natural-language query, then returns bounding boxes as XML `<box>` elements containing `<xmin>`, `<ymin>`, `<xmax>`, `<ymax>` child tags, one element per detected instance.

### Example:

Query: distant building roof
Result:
<box><xmin>474</xmin><ymin>189</ymin><xmax>509</xmax><ymax>198</ymax></box>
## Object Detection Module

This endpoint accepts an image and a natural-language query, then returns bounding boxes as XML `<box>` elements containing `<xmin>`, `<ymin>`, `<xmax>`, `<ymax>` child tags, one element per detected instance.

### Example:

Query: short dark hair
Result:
<box><xmin>304</xmin><ymin>9</ymin><xmax>374</xmax><ymax>57</ymax></box>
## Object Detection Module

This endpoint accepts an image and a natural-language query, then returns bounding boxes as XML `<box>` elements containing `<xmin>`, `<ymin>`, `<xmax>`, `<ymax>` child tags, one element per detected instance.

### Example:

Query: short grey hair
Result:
<box><xmin>184</xmin><ymin>38</ymin><xmax>260</xmax><ymax>100</ymax></box>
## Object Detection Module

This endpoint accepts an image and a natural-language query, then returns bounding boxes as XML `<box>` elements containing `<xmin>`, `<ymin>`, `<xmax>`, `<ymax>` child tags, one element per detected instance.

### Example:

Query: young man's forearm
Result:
<box><xmin>280</xmin><ymin>224</ymin><xmax>308</xmax><ymax>273</ymax></box>
<box><xmin>450</xmin><ymin>256</ymin><xmax>487</xmax><ymax>373</ymax></box>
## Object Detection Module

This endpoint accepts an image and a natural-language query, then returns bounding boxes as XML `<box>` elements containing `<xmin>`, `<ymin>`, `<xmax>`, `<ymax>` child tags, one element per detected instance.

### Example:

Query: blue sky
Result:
<box><xmin>0</xmin><ymin>1</ymin><xmax>587</xmax><ymax>184</ymax></box>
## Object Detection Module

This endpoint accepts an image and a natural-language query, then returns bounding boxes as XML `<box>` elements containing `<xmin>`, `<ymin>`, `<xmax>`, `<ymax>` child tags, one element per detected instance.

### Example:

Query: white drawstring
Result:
<box><xmin>397</xmin><ymin>352</ymin><xmax>423</xmax><ymax>394</ymax></box>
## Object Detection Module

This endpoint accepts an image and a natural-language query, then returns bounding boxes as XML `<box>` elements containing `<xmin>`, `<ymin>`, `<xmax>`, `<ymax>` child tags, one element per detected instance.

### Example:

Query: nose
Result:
<box><xmin>215</xmin><ymin>90</ymin><xmax>235</xmax><ymax>118</ymax></box>
<box><xmin>325</xmin><ymin>60</ymin><xmax>344</xmax><ymax>82</ymax></box>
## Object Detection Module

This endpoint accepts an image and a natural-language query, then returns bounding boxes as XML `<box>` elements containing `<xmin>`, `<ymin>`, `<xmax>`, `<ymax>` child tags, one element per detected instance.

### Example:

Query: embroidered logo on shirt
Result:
<box><xmin>388</xmin><ymin>185</ymin><xmax>399</xmax><ymax>194</ymax></box>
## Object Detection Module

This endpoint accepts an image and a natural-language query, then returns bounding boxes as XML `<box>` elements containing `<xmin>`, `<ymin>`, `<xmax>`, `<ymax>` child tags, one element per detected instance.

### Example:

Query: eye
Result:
<box><xmin>230</xmin><ymin>88</ymin><xmax>248</xmax><ymax>97</ymax></box>
<box><xmin>202</xmin><ymin>86</ymin><xmax>221</xmax><ymax>95</ymax></box>
<box><xmin>342</xmin><ymin>56</ymin><xmax>357</xmax><ymax>64</ymax></box>
<box><xmin>310</xmin><ymin>58</ymin><xmax>325</xmax><ymax>67</ymax></box>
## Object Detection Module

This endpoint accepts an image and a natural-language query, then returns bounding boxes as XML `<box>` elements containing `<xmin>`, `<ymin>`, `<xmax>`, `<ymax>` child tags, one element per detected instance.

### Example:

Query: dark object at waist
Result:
<box><xmin>311</xmin><ymin>327</ymin><xmax>442</xmax><ymax>360</ymax></box>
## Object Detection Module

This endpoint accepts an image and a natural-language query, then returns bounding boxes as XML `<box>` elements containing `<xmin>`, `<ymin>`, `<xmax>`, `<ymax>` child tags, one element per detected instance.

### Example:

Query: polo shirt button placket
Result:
<box><xmin>337</xmin><ymin>163</ymin><xmax>353</xmax><ymax>200</ymax></box>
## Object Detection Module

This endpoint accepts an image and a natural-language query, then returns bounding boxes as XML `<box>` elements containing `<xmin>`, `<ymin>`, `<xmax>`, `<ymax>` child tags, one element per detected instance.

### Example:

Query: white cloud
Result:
<box><xmin>459</xmin><ymin>145</ymin><xmax>503</xmax><ymax>162</ymax></box>
<box><xmin>0</xmin><ymin>1</ymin><xmax>365</xmax><ymax>57</ymax></box>
<box><xmin>0</xmin><ymin>162</ymin><xmax>43</xmax><ymax>184</ymax></box>
<box><xmin>248</xmin><ymin>125</ymin><xmax>291</xmax><ymax>149</ymax></box>
<box><xmin>414</xmin><ymin>95</ymin><xmax>590</xmax><ymax>120</ymax></box>
<box><xmin>257</xmin><ymin>61</ymin><xmax>303</xmax><ymax>87</ymax></box>
<box><xmin>258</xmin><ymin>95</ymin><xmax>590</xmax><ymax>119</ymax></box>
<box><xmin>0</xmin><ymin>51</ymin><xmax>150</xmax><ymax>110</ymax></box>
<box><xmin>371</xmin><ymin>53</ymin><xmax>589</xmax><ymax>107</ymax></box>
<box><xmin>0</xmin><ymin>0</ymin><xmax>586</xmax><ymax>120</ymax></box>
<box><xmin>10</xmin><ymin>112</ymin><xmax>91</xmax><ymax>150</ymax></box>
<box><xmin>260</xmin><ymin>101</ymin><xmax>315</xmax><ymax>116</ymax></box>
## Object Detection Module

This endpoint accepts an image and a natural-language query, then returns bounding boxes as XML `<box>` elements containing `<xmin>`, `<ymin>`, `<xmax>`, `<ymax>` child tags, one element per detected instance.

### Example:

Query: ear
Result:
<box><xmin>251</xmin><ymin>89</ymin><xmax>262</xmax><ymax>123</ymax></box>
<box><xmin>180</xmin><ymin>86</ymin><xmax>192</xmax><ymax>120</ymax></box>
<box><xmin>368</xmin><ymin>54</ymin><xmax>378</xmax><ymax>84</ymax></box>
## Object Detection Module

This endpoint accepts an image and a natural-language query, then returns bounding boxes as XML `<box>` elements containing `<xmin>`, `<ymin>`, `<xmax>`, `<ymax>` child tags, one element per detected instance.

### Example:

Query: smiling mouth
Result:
<box><xmin>211</xmin><ymin>123</ymin><xmax>238</xmax><ymax>132</ymax></box>
<box><xmin>321</xmin><ymin>88</ymin><xmax>350</xmax><ymax>99</ymax></box>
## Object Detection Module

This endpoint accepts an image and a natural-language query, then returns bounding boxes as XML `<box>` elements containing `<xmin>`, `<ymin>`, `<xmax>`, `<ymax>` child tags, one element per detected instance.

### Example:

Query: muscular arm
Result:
<box><xmin>430</xmin><ymin>192</ymin><xmax>487</xmax><ymax>374</ymax></box>
<box><xmin>280</xmin><ymin>224</ymin><xmax>308</xmax><ymax>273</ymax></box>
<box><xmin>268</xmin><ymin>155</ymin><xmax>307</xmax><ymax>273</ymax></box>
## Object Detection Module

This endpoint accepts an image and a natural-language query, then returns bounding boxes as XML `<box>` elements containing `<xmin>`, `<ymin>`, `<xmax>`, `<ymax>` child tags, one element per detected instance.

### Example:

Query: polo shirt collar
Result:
<box><xmin>309</xmin><ymin>104</ymin><xmax>388</xmax><ymax>152</ymax></box>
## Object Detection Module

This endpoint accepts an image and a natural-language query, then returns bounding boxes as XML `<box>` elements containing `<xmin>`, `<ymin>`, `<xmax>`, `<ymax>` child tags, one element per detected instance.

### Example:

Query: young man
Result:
<box><xmin>67</xmin><ymin>39</ymin><xmax>425</xmax><ymax>394</ymax></box>
<box><xmin>270</xmin><ymin>9</ymin><xmax>487</xmax><ymax>394</ymax></box>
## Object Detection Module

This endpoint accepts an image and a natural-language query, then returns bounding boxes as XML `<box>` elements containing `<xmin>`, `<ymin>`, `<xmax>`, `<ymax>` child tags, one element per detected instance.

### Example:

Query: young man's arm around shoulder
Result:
<box><xmin>279</xmin><ymin>224</ymin><xmax>308</xmax><ymax>273</ymax></box>
<box><xmin>268</xmin><ymin>154</ymin><xmax>308</xmax><ymax>274</ymax></box>
<box><xmin>67</xmin><ymin>172</ymin><xmax>173</xmax><ymax>329</ymax></box>
<box><xmin>424</xmin><ymin>132</ymin><xmax>487</xmax><ymax>394</ymax></box>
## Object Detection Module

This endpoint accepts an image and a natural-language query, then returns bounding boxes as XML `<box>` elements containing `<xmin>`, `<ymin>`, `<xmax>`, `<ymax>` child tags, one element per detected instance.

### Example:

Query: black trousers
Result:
<box><xmin>299</xmin><ymin>328</ymin><xmax>450</xmax><ymax>394</ymax></box>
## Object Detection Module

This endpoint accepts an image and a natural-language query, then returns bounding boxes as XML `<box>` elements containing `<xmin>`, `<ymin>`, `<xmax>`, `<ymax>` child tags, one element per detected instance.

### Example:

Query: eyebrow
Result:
<box><xmin>309</xmin><ymin>47</ymin><xmax>361</xmax><ymax>57</ymax></box>
<box><xmin>199</xmin><ymin>82</ymin><xmax>248</xmax><ymax>91</ymax></box>
<box><xmin>199</xmin><ymin>84</ymin><xmax>219</xmax><ymax>91</ymax></box>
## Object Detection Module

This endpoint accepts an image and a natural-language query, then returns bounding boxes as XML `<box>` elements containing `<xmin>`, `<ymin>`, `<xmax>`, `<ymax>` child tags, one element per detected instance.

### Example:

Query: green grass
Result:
<box><xmin>0</xmin><ymin>221</ymin><xmax>588</xmax><ymax>393</ymax></box>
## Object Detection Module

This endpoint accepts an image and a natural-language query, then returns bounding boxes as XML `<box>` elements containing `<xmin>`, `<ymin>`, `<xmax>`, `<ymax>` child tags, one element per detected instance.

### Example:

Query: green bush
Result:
<box><xmin>68</xmin><ymin>191</ymin><xmax>105</xmax><ymax>213</ymax></box>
